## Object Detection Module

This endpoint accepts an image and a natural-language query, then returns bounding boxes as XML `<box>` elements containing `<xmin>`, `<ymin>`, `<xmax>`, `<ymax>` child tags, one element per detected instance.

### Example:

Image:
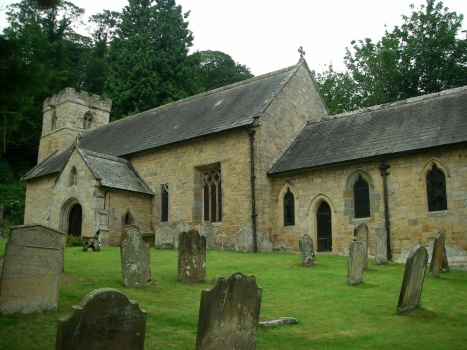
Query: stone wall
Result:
<box><xmin>270</xmin><ymin>144</ymin><xmax>467</xmax><ymax>265</ymax></box>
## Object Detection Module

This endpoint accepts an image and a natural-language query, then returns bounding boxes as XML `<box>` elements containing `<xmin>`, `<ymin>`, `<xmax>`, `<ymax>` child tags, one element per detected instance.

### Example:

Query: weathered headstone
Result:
<box><xmin>56</xmin><ymin>288</ymin><xmax>147</xmax><ymax>350</ymax></box>
<box><xmin>374</xmin><ymin>228</ymin><xmax>388</xmax><ymax>265</ymax></box>
<box><xmin>236</xmin><ymin>226</ymin><xmax>253</xmax><ymax>252</ymax></box>
<box><xmin>178</xmin><ymin>230</ymin><xmax>206</xmax><ymax>283</ymax></box>
<box><xmin>196</xmin><ymin>272</ymin><xmax>262</xmax><ymax>350</ymax></box>
<box><xmin>429</xmin><ymin>232</ymin><xmax>447</xmax><ymax>277</ymax></box>
<box><xmin>155</xmin><ymin>222</ymin><xmax>175</xmax><ymax>248</ymax></box>
<box><xmin>298</xmin><ymin>234</ymin><xmax>315</xmax><ymax>267</ymax></box>
<box><xmin>120</xmin><ymin>230</ymin><xmax>151</xmax><ymax>287</ymax></box>
<box><xmin>397</xmin><ymin>246</ymin><xmax>428</xmax><ymax>314</ymax></box>
<box><xmin>347</xmin><ymin>236</ymin><xmax>365</xmax><ymax>285</ymax></box>
<box><xmin>355</xmin><ymin>223</ymin><xmax>369</xmax><ymax>269</ymax></box>
<box><xmin>172</xmin><ymin>219</ymin><xmax>190</xmax><ymax>249</ymax></box>
<box><xmin>199</xmin><ymin>221</ymin><xmax>215</xmax><ymax>250</ymax></box>
<box><xmin>0</xmin><ymin>224</ymin><xmax>65</xmax><ymax>315</ymax></box>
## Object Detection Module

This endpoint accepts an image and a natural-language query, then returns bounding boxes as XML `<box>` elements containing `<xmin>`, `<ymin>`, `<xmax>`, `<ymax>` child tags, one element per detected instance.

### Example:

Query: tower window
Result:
<box><xmin>83</xmin><ymin>111</ymin><xmax>93</xmax><ymax>130</ymax></box>
<box><xmin>426</xmin><ymin>164</ymin><xmax>447</xmax><ymax>211</ymax></box>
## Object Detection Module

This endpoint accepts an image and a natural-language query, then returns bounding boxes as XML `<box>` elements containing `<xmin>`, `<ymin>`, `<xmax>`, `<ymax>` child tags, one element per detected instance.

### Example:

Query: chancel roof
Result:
<box><xmin>269</xmin><ymin>86</ymin><xmax>467</xmax><ymax>175</ymax></box>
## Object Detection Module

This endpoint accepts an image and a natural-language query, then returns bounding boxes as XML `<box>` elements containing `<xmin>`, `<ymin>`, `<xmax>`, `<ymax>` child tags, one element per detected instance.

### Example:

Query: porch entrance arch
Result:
<box><xmin>60</xmin><ymin>198</ymin><xmax>83</xmax><ymax>237</ymax></box>
<box><xmin>316</xmin><ymin>201</ymin><xmax>332</xmax><ymax>252</ymax></box>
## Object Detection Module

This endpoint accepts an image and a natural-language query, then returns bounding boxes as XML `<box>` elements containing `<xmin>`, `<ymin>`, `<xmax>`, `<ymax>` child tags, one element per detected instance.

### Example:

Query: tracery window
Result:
<box><xmin>83</xmin><ymin>111</ymin><xmax>93</xmax><ymax>130</ymax></box>
<box><xmin>202</xmin><ymin>168</ymin><xmax>222</xmax><ymax>222</ymax></box>
<box><xmin>70</xmin><ymin>167</ymin><xmax>77</xmax><ymax>186</ymax></box>
<box><xmin>283</xmin><ymin>188</ymin><xmax>295</xmax><ymax>226</ymax></box>
<box><xmin>354</xmin><ymin>175</ymin><xmax>370</xmax><ymax>218</ymax></box>
<box><xmin>426</xmin><ymin>164</ymin><xmax>447</xmax><ymax>211</ymax></box>
<box><xmin>161</xmin><ymin>183</ymin><xmax>169</xmax><ymax>222</ymax></box>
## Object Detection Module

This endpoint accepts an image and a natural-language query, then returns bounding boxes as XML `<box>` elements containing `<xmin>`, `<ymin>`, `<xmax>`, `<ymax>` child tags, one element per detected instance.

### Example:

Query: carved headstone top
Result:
<box><xmin>196</xmin><ymin>272</ymin><xmax>262</xmax><ymax>350</ymax></box>
<box><xmin>397</xmin><ymin>246</ymin><xmax>428</xmax><ymax>314</ymax></box>
<box><xmin>56</xmin><ymin>288</ymin><xmax>147</xmax><ymax>350</ymax></box>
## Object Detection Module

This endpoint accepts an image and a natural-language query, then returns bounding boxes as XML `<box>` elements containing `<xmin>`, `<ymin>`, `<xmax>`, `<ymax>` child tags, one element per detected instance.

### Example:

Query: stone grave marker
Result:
<box><xmin>0</xmin><ymin>224</ymin><xmax>65</xmax><ymax>315</ymax></box>
<box><xmin>374</xmin><ymin>228</ymin><xmax>388</xmax><ymax>265</ymax></box>
<box><xmin>56</xmin><ymin>288</ymin><xmax>147</xmax><ymax>350</ymax></box>
<box><xmin>298</xmin><ymin>234</ymin><xmax>315</xmax><ymax>267</ymax></box>
<box><xmin>429</xmin><ymin>232</ymin><xmax>447</xmax><ymax>278</ymax></box>
<box><xmin>196</xmin><ymin>272</ymin><xmax>262</xmax><ymax>350</ymax></box>
<box><xmin>355</xmin><ymin>223</ymin><xmax>369</xmax><ymax>269</ymax></box>
<box><xmin>347</xmin><ymin>236</ymin><xmax>365</xmax><ymax>285</ymax></box>
<box><xmin>236</xmin><ymin>225</ymin><xmax>253</xmax><ymax>252</ymax></box>
<box><xmin>199</xmin><ymin>221</ymin><xmax>215</xmax><ymax>250</ymax></box>
<box><xmin>155</xmin><ymin>222</ymin><xmax>175</xmax><ymax>248</ymax></box>
<box><xmin>172</xmin><ymin>219</ymin><xmax>190</xmax><ymax>249</ymax></box>
<box><xmin>120</xmin><ymin>230</ymin><xmax>151</xmax><ymax>287</ymax></box>
<box><xmin>178</xmin><ymin>229</ymin><xmax>206</xmax><ymax>283</ymax></box>
<box><xmin>397</xmin><ymin>246</ymin><xmax>428</xmax><ymax>314</ymax></box>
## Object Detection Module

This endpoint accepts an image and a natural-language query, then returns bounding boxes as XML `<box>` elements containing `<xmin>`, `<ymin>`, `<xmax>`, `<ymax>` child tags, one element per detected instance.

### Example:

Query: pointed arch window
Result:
<box><xmin>124</xmin><ymin>210</ymin><xmax>134</xmax><ymax>225</ymax></box>
<box><xmin>83</xmin><ymin>111</ymin><xmax>93</xmax><ymax>130</ymax></box>
<box><xmin>426</xmin><ymin>164</ymin><xmax>447</xmax><ymax>211</ymax></box>
<box><xmin>161</xmin><ymin>183</ymin><xmax>169</xmax><ymax>222</ymax></box>
<box><xmin>70</xmin><ymin>167</ymin><xmax>77</xmax><ymax>186</ymax></box>
<box><xmin>202</xmin><ymin>168</ymin><xmax>222</xmax><ymax>222</ymax></box>
<box><xmin>354</xmin><ymin>175</ymin><xmax>370</xmax><ymax>218</ymax></box>
<box><xmin>283</xmin><ymin>188</ymin><xmax>295</xmax><ymax>226</ymax></box>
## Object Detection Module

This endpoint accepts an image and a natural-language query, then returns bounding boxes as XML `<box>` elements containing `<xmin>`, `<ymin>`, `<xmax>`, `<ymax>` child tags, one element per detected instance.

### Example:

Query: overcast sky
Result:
<box><xmin>1</xmin><ymin>0</ymin><xmax>466</xmax><ymax>75</ymax></box>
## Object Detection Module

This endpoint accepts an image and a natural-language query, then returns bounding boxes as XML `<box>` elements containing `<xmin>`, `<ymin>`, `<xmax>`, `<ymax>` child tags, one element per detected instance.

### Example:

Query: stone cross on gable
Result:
<box><xmin>298</xmin><ymin>46</ymin><xmax>306</xmax><ymax>58</ymax></box>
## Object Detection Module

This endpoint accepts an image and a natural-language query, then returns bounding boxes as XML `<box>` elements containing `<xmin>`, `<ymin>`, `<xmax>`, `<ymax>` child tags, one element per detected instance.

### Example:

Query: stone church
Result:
<box><xmin>23</xmin><ymin>59</ymin><xmax>467</xmax><ymax>266</ymax></box>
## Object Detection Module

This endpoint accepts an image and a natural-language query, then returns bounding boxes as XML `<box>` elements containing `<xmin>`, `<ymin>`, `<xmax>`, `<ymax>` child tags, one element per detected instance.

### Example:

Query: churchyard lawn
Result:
<box><xmin>0</xmin><ymin>241</ymin><xmax>466</xmax><ymax>349</ymax></box>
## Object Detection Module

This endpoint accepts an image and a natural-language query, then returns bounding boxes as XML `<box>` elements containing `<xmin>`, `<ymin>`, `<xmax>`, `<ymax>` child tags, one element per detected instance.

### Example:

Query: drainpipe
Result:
<box><xmin>379</xmin><ymin>162</ymin><xmax>392</xmax><ymax>261</ymax></box>
<box><xmin>249</xmin><ymin>128</ymin><xmax>258</xmax><ymax>252</ymax></box>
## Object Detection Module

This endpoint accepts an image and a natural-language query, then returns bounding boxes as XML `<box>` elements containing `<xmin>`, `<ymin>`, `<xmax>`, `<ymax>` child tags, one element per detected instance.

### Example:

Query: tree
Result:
<box><xmin>190</xmin><ymin>50</ymin><xmax>253</xmax><ymax>91</ymax></box>
<box><xmin>105</xmin><ymin>0</ymin><xmax>197</xmax><ymax>120</ymax></box>
<box><xmin>316</xmin><ymin>0</ymin><xmax>467</xmax><ymax>114</ymax></box>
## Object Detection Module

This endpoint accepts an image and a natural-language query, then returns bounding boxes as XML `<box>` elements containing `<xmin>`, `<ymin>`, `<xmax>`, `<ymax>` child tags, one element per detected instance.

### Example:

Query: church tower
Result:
<box><xmin>38</xmin><ymin>88</ymin><xmax>112</xmax><ymax>162</ymax></box>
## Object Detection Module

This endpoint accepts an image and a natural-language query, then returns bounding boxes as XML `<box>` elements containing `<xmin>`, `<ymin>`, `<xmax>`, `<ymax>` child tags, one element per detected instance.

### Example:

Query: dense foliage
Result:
<box><xmin>315</xmin><ymin>0</ymin><xmax>467</xmax><ymax>114</ymax></box>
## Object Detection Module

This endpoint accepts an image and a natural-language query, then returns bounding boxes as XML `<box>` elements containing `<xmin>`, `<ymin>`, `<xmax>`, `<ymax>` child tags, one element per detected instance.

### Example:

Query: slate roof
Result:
<box><xmin>24</xmin><ymin>61</ymin><xmax>303</xmax><ymax>182</ymax></box>
<box><xmin>269</xmin><ymin>86</ymin><xmax>467</xmax><ymax>175</ymax></box>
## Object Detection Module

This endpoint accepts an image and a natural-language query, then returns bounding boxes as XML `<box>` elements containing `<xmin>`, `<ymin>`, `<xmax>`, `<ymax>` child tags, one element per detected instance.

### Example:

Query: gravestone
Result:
<box><xmin>347</xmin><ymin>236</ymin><xmax>365</xmax><ymax>285</ymax></box>
<box><xmin>355</xmin><ymin>223</ymin><xmax>369</xmax><ymax>269</ymax></box>
<box><xmin>178</xmin><ymin>230</ymin><xmax>206</xmax><ymax>283</ymax></box>
<box><xmin>235</xmin><ymin>224</ymin><xmax>272</xmax><ymax>253</ymax></box>
<box><xmin>56</xmin><ymin>288</ymin><xmax>147</xmax><ymax>350</ymax></box>
<box><xmin>397</xmin><ymin>246</ymin><xmax>428</xmax><ymax>314</ymax></box>
<box><xmin>374</xmin><ymin>228</ymin><xmax>388</xmax><ymax>265</ymax></box>
<box><xmin>429</xmin><ymin>232</ymin><xmax>447</xmax><ymax>277</ymax></box>
<box><xmin>172</xmin><ymin>219</ymin><xmax>190</xmax><ymax>249</ymax></box>
<box><xmin>298</xmin><ymin>234</ymin><xmax>315</xmax><ymax>267</ymax></box>
<box><xmin>120</xmin><ymin>230</ymin><xmax>151</xmax><ymax>287</ymax></box>
<box><xmin>0</xmin><ymin>224</ymin><xmax>65</xmax><ymax>315</ymax></box>
<box><xmin>199</xmin><ymin>221</ymin><xmax>215</xmax><ymax>250</ymax></box>
<box><xmin>196</xmin><ymin>272</ymin><xmax>262</xmax><ymax>350</ymax></box>
<box><xmin>155</xmin><ymin>222</ymin><xmax>175</xmax><ymax>248</ymax></box>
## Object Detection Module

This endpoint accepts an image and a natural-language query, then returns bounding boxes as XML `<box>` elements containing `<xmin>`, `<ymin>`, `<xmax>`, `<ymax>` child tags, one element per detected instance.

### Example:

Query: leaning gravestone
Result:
<box><xmin>429</xmin><ymin>232</ymin><xmax>447</xmax><ymax>278</ymax></box>
<box><xmin>155</xmin><ymin>222</ymin><xmax>176</xmax><ymax>248</ymax></box>
<box><xmin>178</xmin><ymin>230</ymin><xmax>206</xmax><ymax>283</ymax></box>
<box><xmin>196</xmin><ymin>272</ymin><xmax>262</xmax><ymax>350</ymax></box>
<box><xmin>0</xmin><ymin>224</ymin><xmax>65</xmax><ymax>315</ymax></box>
<box><xmin>298</xmin><ymin>234</ymin><xmax>315</xmax><ymax>267</ymax></box>
<box><xmin>172</xmin><ymin>219</ymin><xmax>190</xmax><ymax>249</ymax></box>
<box><xmin>355</xmin><ymin>223</ymin><xmax>369</xmax><ymax>269</ymax></box>
<box><xmin>199</xmin><ymin>221</ymin><xmax>215</xmax><ymax>250</ymax></box>
<box><xmin>374</xmin><ymin>228</ymin><xmax>388</xmax><ymax>265</ymax></box>
<box><xmin>120</xmin><ymin>230</ymin><xmax>151</xmax><ymax>287</ymax></box>
<box><xmin>56</xmin><ymin>288</ymin><xmax>147</xmax><ymax>350</ymax></box>
<box><xmin>397</xmin><ymin>246</ymin><xmax>428</xmax><ymax>314</ymax></box>
<box><xmin>347</xmin><ymin>236</ymin><xmax>365</xmax><ymax>285</ymax></box>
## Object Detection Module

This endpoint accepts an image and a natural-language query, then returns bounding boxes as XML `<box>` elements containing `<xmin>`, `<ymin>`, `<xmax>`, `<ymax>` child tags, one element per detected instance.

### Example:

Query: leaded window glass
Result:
<box><xmin>202</xmin><ymin>168</ymin><xmax>222</xmax><ymax>222</ymax></box>
<box><xmin>354</xmin><ymin>175</ymin><xmax>370</xmax><ymax>218</ymax></box>
<box><xmin>426</xmin><ymin>164</ymin><xmax>447</xmax><ymax>211</ymax></box>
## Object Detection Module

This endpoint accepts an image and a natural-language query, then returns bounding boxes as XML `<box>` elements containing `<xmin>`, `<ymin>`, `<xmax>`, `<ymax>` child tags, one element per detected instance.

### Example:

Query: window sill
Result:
<box><xmin>427</xmin><ymin>210</ymin><xmax>448</xmax><ymax>218</ymax></box>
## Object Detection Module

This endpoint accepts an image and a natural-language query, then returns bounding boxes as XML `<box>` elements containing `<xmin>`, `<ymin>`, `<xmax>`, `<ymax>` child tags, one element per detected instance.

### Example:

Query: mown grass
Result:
<box><xmin>0</xmin><ymin>244</ymin><xmax>466</xmax><ymax>350</ymax></box>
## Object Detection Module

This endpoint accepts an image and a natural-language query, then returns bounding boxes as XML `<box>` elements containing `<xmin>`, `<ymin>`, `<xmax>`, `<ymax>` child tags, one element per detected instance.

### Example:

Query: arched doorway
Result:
<box><xmin>68</xmin><ymin>204</ymin><xmax>82</xmax><ymax>236</ymax></box>
<box><xmin>317</xmin><ymin>201</ymin><xmax>332</xmax><ymax>252</ymax></box>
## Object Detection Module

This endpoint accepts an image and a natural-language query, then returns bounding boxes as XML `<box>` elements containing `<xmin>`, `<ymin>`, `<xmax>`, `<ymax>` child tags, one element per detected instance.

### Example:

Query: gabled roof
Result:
<box><xmin>78</xmin><ymin>149</ymin><xmax>153</xmax><ymax>195</ymax></box>
<box><xmin>269</xmin><ymin>86</ymin><xmax>467</xmax><ymax>175</ymax></box>
<box><xmin>24</xmin><ymin>60</ymin><xmax>305</xmax><ymax>180</ymax></box>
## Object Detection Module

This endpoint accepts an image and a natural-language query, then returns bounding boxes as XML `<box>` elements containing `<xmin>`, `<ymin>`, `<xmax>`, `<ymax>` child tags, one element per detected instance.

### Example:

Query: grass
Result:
<box><xmin>0</xmin><ymin>243</ymin><xmax>466</xmax><ymax>349</ymax></box>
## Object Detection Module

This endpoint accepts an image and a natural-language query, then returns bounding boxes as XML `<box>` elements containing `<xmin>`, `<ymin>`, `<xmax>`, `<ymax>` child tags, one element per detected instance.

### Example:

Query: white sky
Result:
<box><xmin>1</xmin><ymin>0</ymin><xmax>466</xmax><ymax>75</ymax></box>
